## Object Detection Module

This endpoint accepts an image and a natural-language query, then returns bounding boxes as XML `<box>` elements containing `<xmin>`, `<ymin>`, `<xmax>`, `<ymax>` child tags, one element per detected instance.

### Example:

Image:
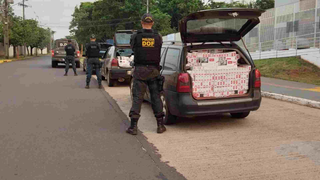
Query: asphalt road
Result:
<box><xmin>104</xmin><ymin>76</ymin><xmax>320</xmax><ymax>180</ymax></box>
<box><xmin>261</xmin><ymin>77</ymin><xmax>320</xmax><ymax>102</ymax></box>
<box><xmin>0</xmin><ymin>56</ymin><xmax>186</xmax><ymax>180</ymax></box>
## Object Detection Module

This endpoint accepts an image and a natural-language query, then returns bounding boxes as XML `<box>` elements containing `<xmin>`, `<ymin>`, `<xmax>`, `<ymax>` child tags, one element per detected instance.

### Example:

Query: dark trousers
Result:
<box><xmin>86</xmin><ymin>58</ymin><xmax>102</xmax><ymax>85</ymax></box>
<box><xmin>65</xmin><ymin>56</ymin><xmax>77</xmax><ymax>74</ymax></box>
<box><xmin>129</xmin><ymin>77</ymin><xmax>164</xmax><ymax>119</ymax></box>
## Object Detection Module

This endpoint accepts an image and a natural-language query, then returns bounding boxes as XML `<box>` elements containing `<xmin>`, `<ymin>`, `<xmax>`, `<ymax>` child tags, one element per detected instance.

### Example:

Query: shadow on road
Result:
<box><xmin>169</xmin><ymin>114</ymin><xmax>248</xmax><ymax>131</ymax></box>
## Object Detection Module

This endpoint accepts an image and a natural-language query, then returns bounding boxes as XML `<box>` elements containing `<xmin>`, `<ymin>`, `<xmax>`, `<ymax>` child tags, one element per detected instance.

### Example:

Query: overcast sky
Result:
<box><xmin>12</xmin><ymin>0</ymin><xmax>96</xmax><ymax>40</ymax></box>
<box><xmin>12</xmin><ymin>0</ymin><xmax>253</xmax><ymax>40</ymax></box>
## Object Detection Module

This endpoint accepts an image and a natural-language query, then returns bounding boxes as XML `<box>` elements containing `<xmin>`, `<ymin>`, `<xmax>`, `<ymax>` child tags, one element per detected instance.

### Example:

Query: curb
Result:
<box><xmin>261</xmin><ymin>91</ymin><xmax>320</xmax><ymax>109</ymax></box>
<box><xmin>0</xmin><ymin>60</ymin><xmax>13</xmax><ymax>63</ymax></box>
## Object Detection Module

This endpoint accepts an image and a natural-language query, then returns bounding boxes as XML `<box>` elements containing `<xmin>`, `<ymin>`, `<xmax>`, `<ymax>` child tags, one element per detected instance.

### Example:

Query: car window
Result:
<box><xmin>117</xmin><ymin>48</ymin><xmax>133</xmax><ymax>57</ymax></box>
<box><xmin>164</xmin><ymin>48</ymin><xmax>180</xmax><ymax>71</ymax></box>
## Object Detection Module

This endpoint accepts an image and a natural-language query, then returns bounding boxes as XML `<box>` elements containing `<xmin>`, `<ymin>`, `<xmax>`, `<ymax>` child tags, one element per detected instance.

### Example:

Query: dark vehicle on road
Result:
<box><xmin>129</xmin><ymin>8</ymin><xmax>264</xmax><ymax>124</ymax></box>
<box><xmin>101</xmin><ymin>30</ymin><xmax>136</xmax><ymax>87</ymax></box>
<box><xmin>51</xmin><ymin>39</ymin><xmax>80</xmax><ymax>68</ymax></box>
<box><xmin>82</xmin><ymin>42</ymin><xmax>113</xmax><ymax>74</ymax></box>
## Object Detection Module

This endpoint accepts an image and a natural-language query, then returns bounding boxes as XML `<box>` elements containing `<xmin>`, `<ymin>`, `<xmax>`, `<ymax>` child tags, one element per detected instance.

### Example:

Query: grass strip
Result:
<box><xmin>254</xmin><ymin>56</ymin><xmax>320</xmax><ymax>85</ymax></box>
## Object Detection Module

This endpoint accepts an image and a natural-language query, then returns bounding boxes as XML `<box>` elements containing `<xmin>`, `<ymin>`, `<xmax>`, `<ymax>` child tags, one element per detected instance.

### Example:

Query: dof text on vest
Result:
<box><xmin>134</xmin><ymin>29</ymin><xmax>161</xmax><ymax>66</ymax></box>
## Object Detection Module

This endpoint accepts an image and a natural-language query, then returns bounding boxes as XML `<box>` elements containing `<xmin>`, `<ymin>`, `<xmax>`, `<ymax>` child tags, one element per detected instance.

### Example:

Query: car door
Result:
<box><xmin>103</xmin><ymin>46</ymin><xmax>114</xmax><ymax>75</ymax></box>
<box><xmin>161</xmin><ymin>47</ymin><xmax>181</xmax><ymax>93</ymax></box>
<box><xmin>144</xmin><ymin>46</ymin><xmax>168</xmax><ymax>101</ymax></box>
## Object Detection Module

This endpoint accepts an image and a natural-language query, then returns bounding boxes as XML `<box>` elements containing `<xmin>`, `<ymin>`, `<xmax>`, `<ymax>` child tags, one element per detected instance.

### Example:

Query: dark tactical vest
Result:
<box><xmin>65</xmin><ymin>44</ymin><xmax>75</xmax><ymax>56</ymax></box>
<box><xmin>133</xmin><ymin>29</ymin><xmax>161</xmax><ymax>66</ymax></box>
<box><xmin>86</xmin><ymin>42</ymin><xmax>100</xmax><ymax>58</ymax></box>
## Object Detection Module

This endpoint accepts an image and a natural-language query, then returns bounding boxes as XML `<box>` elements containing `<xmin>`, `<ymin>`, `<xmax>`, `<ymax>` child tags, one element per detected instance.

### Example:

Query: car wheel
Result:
<box><xmin>161</xmin><ymin>93</ymin><xmax>177</xmax><ymax>125</ymax></box>
<box><xmin>76</xmin><ymin>61</ymin><xmax>80</xmax><ymax>68</ymax></box>
<box><xmin>52</xmin><ymin>62</ymin><xmax>57</xmax><ymax>68</ymax></box>
<box><xmin>230</xmin><ymin>112</ymin><xmax>250</xmax><ymax>119</ymax></box>
<box><xmin>107</xmin><ymin>70</ymin><xmax>114</xmax><ymax>87</ymax></box>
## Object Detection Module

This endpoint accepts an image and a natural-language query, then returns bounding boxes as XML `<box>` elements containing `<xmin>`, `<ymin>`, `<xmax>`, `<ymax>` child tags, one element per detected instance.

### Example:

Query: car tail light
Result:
<box><xmin>177</xmin><ymin>73</ymin><xmax>191</xmax><ymax>93</ymax></box>
<box><xmin>51</xmin><ymin>50</ymin><xmax>54</xmax><ymax>57</ymax></box>
<box><xmin>255</xmin><ymin>69</ymin><xmax>261</xmax><ymax>88</ymax></box>
<box><xmin>76</xmin><ymin>51</ymin><xmax>80</xmax><ymax>57</ymax></box>
<box><xmin>111</xmin><ymin>58</ymin><xmax>118</xmax><ymax>67</ymax></box>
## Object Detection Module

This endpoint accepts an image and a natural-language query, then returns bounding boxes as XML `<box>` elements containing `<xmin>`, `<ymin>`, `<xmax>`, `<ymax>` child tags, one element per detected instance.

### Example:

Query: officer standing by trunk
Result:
<box><xmin>127</xmin><ymin>13</ymin><xmax>166</xmax><ymax>135</ymax></box>
<box><xmin>64</xmin><ymin>39</ymin><xmax>77</xmax><ymax>76</ymax></box>
<box><xmin>85</xmin><ymin>34</ymin><xmax>102</xmax><ymax>89</ymax></box>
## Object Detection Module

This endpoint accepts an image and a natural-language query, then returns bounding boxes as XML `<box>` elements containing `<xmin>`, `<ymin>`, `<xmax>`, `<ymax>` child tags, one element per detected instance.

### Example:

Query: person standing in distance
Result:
<box><xmin>85</xmin><ymin>34</ymin><xmax>102</xmax><ymax>89</ymax></box>
<box><xmin>64</xmin><ymin>39</ymin><xmax>77</xmax><ymax>76</ymax></box>
<box><xmin>127</xmin><ymin>13</ymin><xmax>166</xmax><ymax>135</ymax></box>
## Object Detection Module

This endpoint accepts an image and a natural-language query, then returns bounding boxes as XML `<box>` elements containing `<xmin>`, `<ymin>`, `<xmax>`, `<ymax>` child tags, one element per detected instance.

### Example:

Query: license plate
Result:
<box><xmin>127</xmin><ymin>71</ymin><xmax>132</xmax><ymax>75</ymax></box>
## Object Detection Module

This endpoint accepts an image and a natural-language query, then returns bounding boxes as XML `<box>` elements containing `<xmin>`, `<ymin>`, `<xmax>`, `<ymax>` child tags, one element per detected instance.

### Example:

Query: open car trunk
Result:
<box><xmin>116</xmin><ymin>48</ymin><xmax>134</xmax><ymax>68</ymax></box>
<box><xmin>186</xmin><ymin>48</ymin><xmax>252</xmax><ymax>100</ymax></box>
<box><xmin>179</xmin><ymin>8</ymin><xmax>264</xmax><ymax>43</ymax></box>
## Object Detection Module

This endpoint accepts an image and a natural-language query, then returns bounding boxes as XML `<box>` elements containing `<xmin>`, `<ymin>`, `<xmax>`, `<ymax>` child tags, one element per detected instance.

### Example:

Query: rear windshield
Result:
<box><xmin>115</xmin><ymin>33</ymin><xmax>132</xmax><ymax>45</ymax></box>
<box><xmin>54</xmin><ymin>40</ymin><xmax>78</xmax><ymax>49</ymax></box>
<box><xmin>56</xmin><ymin>41</ymin><xmax>68</xmax><ymax>47</ymax></box>
<box><xmin>116</xmin><ymin>48</ymin><xmax>133</xmax><ymax>57</ymax></box>
<box><xmin>187</xmin><ymin>18</ymin><xmax>248</xmax><ymax>34</ymax></box>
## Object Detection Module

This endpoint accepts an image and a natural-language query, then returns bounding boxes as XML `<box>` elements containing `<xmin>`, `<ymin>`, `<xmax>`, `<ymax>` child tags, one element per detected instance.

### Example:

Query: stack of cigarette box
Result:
<box><xmin>118</xmin><ymin>56</ymin><xmax>134</xmax><ymax>68</ymax></box>
<box><xmin>187</xmin><ymin>50</ymin><xmax>251</xmax><ymax>99</ymax></box>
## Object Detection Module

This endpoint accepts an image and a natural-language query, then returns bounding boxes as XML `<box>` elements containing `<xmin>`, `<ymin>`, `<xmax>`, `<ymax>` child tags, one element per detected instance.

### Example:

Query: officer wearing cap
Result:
<box><xmin>64</xmin><ymin>39</ymin><xmax>78</xmax><ymax>76</ymax></box>
<box><xmin>127</xmin><ymin>13</ymin><xmax>166</xmax><ymax>135</ymax></box>
<box><xmin>85</xmin><ymin>34</ymin><xmax>102</xmax><ymax>89</ymax></box>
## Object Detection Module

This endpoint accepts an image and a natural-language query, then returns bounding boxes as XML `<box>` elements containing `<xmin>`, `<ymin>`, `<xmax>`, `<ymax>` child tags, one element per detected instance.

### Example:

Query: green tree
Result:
<box><xmin>157</xmin><ymin>0</ymin><xmax>204</xmax><ymax>31</ymax></box>
<box><xmin>9</xmin><ymin>16</ymin><xmax>24</xmax><ymax>57</ymax></box>
<box><xmin>254</xmin><ymin>0</ymin><xmax>274</xmax><ymax>10</ymax></box>
<box><xmin>24</xmin><ymin>19</ymin><xmax>40</xmax><ymax>56</ymax></box>
<box><xmin>37</xmin><ymin>27</ymin><xmax>51</xmax><ymax>55</ymax></box>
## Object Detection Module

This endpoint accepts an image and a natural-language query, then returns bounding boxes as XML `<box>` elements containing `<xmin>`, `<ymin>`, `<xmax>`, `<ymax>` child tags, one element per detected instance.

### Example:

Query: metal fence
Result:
<box><xmin>241</xmin><ymin>0</ymin><xmax>320</xmax><ymax>60</ymax></box>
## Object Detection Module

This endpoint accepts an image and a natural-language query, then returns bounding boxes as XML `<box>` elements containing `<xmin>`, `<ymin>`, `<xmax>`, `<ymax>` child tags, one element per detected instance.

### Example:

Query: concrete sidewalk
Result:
<box><xmin>261</xmin><ymin>77</ymin><xmax>320</xmax><ymax>108</ymax></box>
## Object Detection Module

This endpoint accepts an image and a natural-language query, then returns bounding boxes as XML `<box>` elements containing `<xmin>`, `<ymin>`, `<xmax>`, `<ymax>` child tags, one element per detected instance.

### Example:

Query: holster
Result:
<box><xmin>157</xmin><ymin>75</ymin><xmax>165</xmax><ymax>92</ymax></box>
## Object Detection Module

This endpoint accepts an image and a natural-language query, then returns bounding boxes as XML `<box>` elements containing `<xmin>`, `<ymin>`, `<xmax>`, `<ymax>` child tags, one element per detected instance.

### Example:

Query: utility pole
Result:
<box><xmin>3</xmin><ymin>0</ymin><xmax>9</xmax><ymax>59</ymax></box>
<box><xmin>147</xmin><ymin>0</ymin><xmax>149</xmax><ymax>13</ymax></box>
<box><xmin>18</xmin><ymin>0</ymin><xmax>29</xmax><ymax>56</ymax></box>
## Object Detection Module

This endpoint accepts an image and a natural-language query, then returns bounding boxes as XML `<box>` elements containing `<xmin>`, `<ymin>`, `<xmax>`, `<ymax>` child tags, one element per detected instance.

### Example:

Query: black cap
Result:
<box><xmin>141</xmin><ymin>13</ymin><xmax>153</xmax><ymax>23</ymax></box>
<box><xmin>90</xmin><ymin>34</ymin><xmax>96</xmax><ymax>39</ymax></box>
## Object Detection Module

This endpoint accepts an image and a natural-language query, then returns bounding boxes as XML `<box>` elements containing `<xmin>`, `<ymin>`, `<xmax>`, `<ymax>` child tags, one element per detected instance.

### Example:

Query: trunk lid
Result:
<box><xmin>179</xmin><ymin>8</ymin><xmax>264</xmax><ymax>43</ymax></box>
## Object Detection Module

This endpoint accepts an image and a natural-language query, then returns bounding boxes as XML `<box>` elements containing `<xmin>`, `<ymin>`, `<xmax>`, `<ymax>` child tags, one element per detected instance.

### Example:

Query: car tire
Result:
<box><xmin>52</xmin><ymin>62</ymin><xmax>57</xmax><ymax>68</ymax></box>
<box><xmin>230</xmin><ymin>112</ymin><xmax>250</xmax><ymax>119</ymax></box>
<box><xmin>161</xmin><ymin>93</ymin><xmax>177</xmax><ymax>125</ymax></box>
<box><xmin>106</xmin><ymin>70</ymin><xmax>114</xmax><ymax>87</ymax></box>
<box><xmin>76</xmin><ymin>61</ymin><xmax>80</xmax><ymax>68</ymax></box>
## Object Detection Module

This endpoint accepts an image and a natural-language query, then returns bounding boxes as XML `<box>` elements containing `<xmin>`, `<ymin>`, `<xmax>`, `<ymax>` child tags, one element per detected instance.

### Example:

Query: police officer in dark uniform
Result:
<box><xmin>85</xmin><ymin>34</ymin><xmax>102</xmax><ymax>89</ymax></box>
<box><xmin>64</xmin><ymin>39</ymin><xmax>77</xmax><ymax>76</ymax></box>
<box><xmin>127</xmin><ymin>13</ymin><xmax>166</xmax><ymax>135</ymax></box>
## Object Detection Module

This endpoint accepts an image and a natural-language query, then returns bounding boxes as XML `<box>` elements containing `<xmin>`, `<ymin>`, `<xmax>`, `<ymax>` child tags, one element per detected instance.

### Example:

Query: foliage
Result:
<box><xmin>254</xmin><ymin>0</ymin><xmax>274</xmax><ymax>10</ymax></box>
<box><xmin>255</xmin><ymin>57</ymin><xmax>320</xmax><ymax>85</ymax></box>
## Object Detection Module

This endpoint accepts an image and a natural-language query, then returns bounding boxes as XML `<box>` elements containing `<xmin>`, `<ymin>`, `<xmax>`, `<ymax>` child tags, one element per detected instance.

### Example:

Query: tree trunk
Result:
<box><xmin>36</xmin><ymin>48</ymin><xmax>38</xmax><ymax>56</ymax></box>
<box><xmin>13</xmin><ymin>46</ymin><xmax>16</xmax><ymax>58</ymax></box>
<box><xmin>27</xmin><ymin>47</ymin><xmax>30</xmax><ymax>56</ymax></box>
<box><xmin>30</xmin><ymin>47</ymin><xmax>33</xmax><ymax>56</ymax></box>
<box><xmin>41</xmin><ymin>49</ymin><xmax>43</xmax><ymax>54</ymax></box>
<box><xmin>16</xmin><ymin>47</ymin><xmax>20</xmax><ymax>59</ymax></box>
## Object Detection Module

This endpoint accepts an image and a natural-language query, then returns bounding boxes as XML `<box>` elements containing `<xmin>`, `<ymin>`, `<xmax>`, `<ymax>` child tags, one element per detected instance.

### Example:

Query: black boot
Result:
<box><xmin>156</xmin><ymin>118</ymin><xmax>166</xmax><ymax>134</ymax></box>
<box><xmin>126</xmin><ymin>118</ymin><xmax>138</xmax><ymax>135</ymax></box>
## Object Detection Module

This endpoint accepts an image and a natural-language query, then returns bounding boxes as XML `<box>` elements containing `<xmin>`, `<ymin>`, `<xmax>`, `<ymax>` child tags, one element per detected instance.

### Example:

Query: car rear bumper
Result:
<box><xmin>110</xmin><ymin>68</ymin><xmax>132</xmax><ymax>80</ymax></box>
<box><xmin>52</xmin><ymin>57</ymin><xmax>80</xmax><ymax>63</ymax></box>
<box><xmin>166</xmin><ymin>89</ymin><xmax>262</xmax><ymax>117</ymax></box>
